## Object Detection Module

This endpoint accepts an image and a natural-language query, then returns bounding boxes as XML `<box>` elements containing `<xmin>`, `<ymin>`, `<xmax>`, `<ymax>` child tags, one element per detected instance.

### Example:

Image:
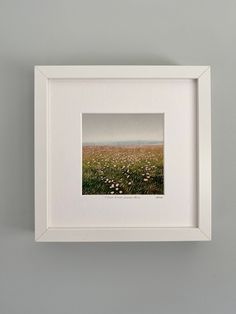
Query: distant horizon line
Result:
<box><xmin>83</xmin><ymin>140</ymin><xmax>164</xmax><ymax>146</ymax></box>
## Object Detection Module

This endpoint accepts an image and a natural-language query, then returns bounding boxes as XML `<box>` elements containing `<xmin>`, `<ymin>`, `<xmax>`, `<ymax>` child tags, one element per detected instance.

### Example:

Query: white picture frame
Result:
<box><xmin>35</xmin><ymin>65</ymin><xmax>211</xmax><ymax>242</ymax></box>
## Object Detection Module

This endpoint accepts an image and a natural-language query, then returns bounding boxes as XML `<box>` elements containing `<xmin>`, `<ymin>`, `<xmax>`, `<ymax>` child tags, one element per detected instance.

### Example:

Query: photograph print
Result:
<box><xmin>82</xmin><ymin>113</ymin><xmax>164</xmax><ymax>195</ymax></box>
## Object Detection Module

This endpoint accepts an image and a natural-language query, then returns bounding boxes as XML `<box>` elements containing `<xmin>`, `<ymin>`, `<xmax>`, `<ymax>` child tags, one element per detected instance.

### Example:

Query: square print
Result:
<box><xmin>82</xmin><ymin>113</ymin><xmax>164</xmax><ymax>195</ymax></box>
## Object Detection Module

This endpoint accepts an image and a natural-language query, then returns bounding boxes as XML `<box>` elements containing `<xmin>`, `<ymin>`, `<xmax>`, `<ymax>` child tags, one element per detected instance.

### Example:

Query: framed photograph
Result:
<box><xmin>35</xmin><ymin>66</ymin><xmax>211</xmax><ymax>242</ymax></box>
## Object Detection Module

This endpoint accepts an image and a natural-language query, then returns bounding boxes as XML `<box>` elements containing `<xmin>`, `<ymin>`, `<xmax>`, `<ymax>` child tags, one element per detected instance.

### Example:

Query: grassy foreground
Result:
<box><xmin>82</xmin><ymin>145</ymin><xmax>164</xmax><ymax>195</ymax></box>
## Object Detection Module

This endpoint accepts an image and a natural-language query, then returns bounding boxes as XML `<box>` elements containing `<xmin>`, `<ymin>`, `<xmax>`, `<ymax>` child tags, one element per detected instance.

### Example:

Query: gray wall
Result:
<box><xmin>0</xmin><ymin>1</ymin><xmax>235</xmax><ymax>313</ymax></box>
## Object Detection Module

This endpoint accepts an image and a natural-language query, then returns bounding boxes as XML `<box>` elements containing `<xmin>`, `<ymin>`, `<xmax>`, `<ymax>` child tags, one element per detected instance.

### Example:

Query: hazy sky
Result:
<box><xmin>82</xmin><ymin>113</ymin><xmax>164</xmax><ymax>143</ymax></box>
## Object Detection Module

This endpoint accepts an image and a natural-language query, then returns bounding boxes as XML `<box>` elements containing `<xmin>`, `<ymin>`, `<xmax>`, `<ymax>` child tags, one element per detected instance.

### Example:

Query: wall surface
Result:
<box><xmin>0</xmin><ymin>1</ymin><xmax>235</xmax><ymax>313</ymax></box>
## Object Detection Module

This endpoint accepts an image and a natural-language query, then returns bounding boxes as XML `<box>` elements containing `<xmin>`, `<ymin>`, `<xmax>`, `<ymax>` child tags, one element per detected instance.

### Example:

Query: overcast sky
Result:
<box><xmin>82</xmin><ymin>113</ymin><xmax>164</xmax><ymax>143</ymax></box>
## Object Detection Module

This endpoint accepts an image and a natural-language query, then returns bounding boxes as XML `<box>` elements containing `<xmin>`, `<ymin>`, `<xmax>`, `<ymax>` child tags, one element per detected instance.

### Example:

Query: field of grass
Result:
<box><xmin>82</xmin><ymin>144</ymin><xmax>164</xmax><ymax>195</ymax></box>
